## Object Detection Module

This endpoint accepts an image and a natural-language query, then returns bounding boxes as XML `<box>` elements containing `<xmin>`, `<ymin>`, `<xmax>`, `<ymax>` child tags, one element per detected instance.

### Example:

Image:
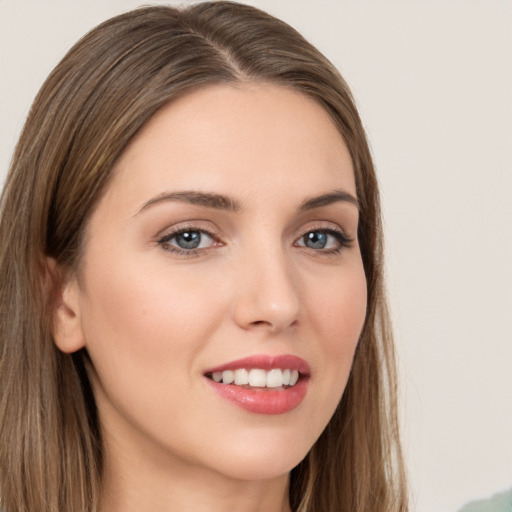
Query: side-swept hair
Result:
<box><xmin>0</xmin><ymin>3</ymin><xmax>407</xmax><ymax>511</ymax></box>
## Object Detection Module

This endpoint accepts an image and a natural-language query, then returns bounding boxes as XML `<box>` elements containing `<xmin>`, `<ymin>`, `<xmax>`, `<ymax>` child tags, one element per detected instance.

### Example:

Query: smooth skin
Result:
<box><xmin>52</xmin><ymin>83</ymin><xmax>367</xmax><ymax>512</ymax></box>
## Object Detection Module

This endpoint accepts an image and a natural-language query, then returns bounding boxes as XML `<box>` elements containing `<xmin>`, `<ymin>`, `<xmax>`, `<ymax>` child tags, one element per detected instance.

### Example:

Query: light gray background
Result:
<box><xmin>1</xmin><ymin>1</ymin><xmax>511</xmax><ymax>511</ymax></box>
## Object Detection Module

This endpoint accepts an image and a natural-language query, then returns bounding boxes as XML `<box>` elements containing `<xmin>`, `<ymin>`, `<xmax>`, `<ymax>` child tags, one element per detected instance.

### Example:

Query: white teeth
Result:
<box><xmin>211</xmin><ymin>368</ymin><xmax>301</xmax><ymax>388</ymax></box>
<box><xmin>222</xmin><ymin>370</ymin><xmax>234</xmax><ymax>384</ymax></box>
<box><xmin>266</xmin><ymin>369</ymin><xmax>283</xmax><ymax>388</ymax></box>
<box><xmin>234</xmin><ymin>369</ymin><xmax>249</xmax><ymax>385</ymax></box>
<box><xmin>249</xmin><ymin>369</ymin><xmax>266</xmax><ymax>387</ymax></box>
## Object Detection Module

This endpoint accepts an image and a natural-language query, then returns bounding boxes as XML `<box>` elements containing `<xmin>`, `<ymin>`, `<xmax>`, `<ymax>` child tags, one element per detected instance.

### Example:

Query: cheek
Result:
<box><xmin>305</xmin><ymin>260</ymin><xmax>367</xmax><ymax>407</ymax></box>
<box><xmin>84</xmin><ymin>256</ymin><xmax>213</xmax><ymax>336</ymax></box>
<box><xmin>78</xmin><ymin>257</ymin><xmax>224</xmax><ymax>392</ymax></box>
<box><xmin>78</xmin><ymin>258</ymin><xmax>231</xmax><ymax>449</ymax></box>
<box><xmin>311</xmin><ymin>261</ymin><xmax>367</xmax><ymax>352</ymax></box>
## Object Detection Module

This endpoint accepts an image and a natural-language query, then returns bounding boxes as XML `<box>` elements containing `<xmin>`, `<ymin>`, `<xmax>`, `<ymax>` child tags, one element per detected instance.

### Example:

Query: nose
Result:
<box><xmin>232</xmin><ymin>246</ymin><xmax>301</xmax><ymax>334</ymax></box>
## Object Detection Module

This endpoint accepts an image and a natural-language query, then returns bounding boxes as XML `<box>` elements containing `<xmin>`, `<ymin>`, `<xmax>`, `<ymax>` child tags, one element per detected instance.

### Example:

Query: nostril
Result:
<box><xmin>247</xmin><ymin>319</ymin><xmax>274</xmax><ymax>329</ymax></box>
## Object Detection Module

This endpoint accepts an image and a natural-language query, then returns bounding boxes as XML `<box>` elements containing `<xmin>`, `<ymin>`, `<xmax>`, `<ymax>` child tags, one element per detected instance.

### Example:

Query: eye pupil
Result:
<box><xmin>176</xmin><ymin>231</ymin><xmax>201</xmax><ymax>249</ymax></box>
<box><xmin>305</xmin><ymin>231</ymin><xmax>327</xmax><ymax>249</ymax></box>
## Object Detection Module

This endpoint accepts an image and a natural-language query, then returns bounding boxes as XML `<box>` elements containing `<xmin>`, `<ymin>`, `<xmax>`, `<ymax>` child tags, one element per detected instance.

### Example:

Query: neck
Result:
<box><xmin>98</xmin><ymin>423</ymin><xmax>292</xmax><ymax>512</ymax></box>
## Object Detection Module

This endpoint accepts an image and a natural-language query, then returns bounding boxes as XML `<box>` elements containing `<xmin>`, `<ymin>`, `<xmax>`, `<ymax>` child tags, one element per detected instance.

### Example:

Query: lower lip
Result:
<box><xmin>205</xmin><ymin>378</ymin><xmax>309</xmax><ymax>415</ymax></box>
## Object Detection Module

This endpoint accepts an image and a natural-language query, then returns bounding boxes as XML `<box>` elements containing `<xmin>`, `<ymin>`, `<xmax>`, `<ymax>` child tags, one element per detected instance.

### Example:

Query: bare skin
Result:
<box><xmin>52</xmin><ymin>83</ymin><xmax>366</xmax><ymax>512</ymax></box>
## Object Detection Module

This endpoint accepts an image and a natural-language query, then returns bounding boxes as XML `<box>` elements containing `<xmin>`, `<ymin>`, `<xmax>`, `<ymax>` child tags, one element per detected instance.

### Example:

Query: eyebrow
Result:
<box><xmin>136</xmin><ymin>188</ymin><xmax>358</xmax><ymax>216</ymax></box>
<box><xmin>299</xmin><ymin>189</ymin><xmax>359</xmax><ymax>211</ymax></box>
<box><xmin>137</xmin><ymin>191</ymin><xmax>243</xmax><ymax>215</ymax></box>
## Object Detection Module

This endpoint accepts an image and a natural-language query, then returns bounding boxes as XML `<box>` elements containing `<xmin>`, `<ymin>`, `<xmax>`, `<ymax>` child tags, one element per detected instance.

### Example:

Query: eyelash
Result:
<box><xmin>157</xmin><ymin>226</ymin><xmax>221</xmax><ymax>257</ymax></box>
<box><xmin>295</xmin><ymin>226</ymin><xmax>354</xmax><ymax>256</ymax></box>
<box><xmin>157</xmin><ymin>225</ymin><xmax>354</xmax><ymax>257</ymax></box>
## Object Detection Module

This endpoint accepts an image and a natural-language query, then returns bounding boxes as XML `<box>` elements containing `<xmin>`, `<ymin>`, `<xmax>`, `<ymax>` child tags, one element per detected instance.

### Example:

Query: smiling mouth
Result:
<box><xmin>204</xmin><ymin>355</ymin><xmax>310</xmax><ymax>414</ymax></box>
<box><xmin>205</xmin><ymin>368</ymin><xmax>301</xmax><ymax>389</ymax></box>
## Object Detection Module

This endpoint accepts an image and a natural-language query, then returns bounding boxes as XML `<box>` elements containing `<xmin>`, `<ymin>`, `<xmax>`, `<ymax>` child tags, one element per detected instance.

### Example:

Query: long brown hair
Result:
<box><xmin>0</xmin><ymin>3</ymin><xmax>407</xmax><ymax>511</ymax></box>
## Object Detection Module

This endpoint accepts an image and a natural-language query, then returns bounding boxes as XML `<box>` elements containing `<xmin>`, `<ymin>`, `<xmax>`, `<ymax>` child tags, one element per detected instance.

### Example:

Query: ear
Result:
<box><xmin>46</xmin><ymin>257</ymin><xmax>86</xmax><ymax>354</ymax></box>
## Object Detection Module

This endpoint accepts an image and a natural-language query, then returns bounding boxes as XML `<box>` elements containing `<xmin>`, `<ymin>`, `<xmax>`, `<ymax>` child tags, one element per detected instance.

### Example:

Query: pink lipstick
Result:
<box><xmin>204</xmin><ymin>354</ymin><xmax>310</xmax><ymax>415</ymax></box>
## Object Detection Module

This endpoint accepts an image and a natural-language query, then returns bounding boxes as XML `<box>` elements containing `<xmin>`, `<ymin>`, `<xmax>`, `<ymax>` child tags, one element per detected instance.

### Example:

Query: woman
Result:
<box><xmin>0</xmin><ymin>2</ymin><xmax>407</xmax><ymax>511</ymax></box>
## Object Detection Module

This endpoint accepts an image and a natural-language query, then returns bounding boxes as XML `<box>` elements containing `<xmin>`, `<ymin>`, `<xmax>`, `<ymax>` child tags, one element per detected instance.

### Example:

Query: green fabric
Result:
<box><xmin>458</xmin><ymin>489</ymin><xmax>512</xmax><ymax>512</ymax></box>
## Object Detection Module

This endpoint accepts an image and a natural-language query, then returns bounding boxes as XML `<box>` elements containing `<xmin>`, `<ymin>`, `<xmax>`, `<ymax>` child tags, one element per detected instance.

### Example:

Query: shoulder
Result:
<box><xmin>457</xmin><ymin>488</ymin><xmax>512</xmax><ymax>512</ymax></box>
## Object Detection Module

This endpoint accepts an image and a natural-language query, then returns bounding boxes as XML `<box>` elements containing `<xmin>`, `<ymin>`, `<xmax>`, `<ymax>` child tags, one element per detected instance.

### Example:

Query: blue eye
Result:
<box><xmin>174</xmin><ymin>231</ymin><xmax>202</xmax><ymax>249</ymax></box>
<box><xmin>159</xmin><ymin>229</ymin><xmax>216</xmax><ymax>253</ymax></box>
<box><xmin>303</xmin><ymin>231</ymin><xmax>328</xmax><ymax>249</ymax></box>
<box><xmin>296</xmin><ymin>229</ymin><xmax>351</xmax><ymax>252</ymax></box>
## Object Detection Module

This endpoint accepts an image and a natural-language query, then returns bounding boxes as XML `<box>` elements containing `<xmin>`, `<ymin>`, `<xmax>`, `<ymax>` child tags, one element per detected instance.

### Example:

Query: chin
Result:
<box><xmin>212</xmin><ymin>452</ymin><xmax>304</xmax><ymax>482</ymax></box>
<box><xmin>193</xmin><ymin>427</ymin><xmax>314</xmax><ymax>482</ymax></box>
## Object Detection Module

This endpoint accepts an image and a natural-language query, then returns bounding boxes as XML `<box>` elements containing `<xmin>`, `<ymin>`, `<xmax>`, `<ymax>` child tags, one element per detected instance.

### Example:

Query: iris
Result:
<box><xmin>175</xmin><ymin>231</ymin><xmax>202</xmax><ymax>249</ymax></box>
<box><xmin>304</xmin><ymin>231</ymin><xmax>327</xmax><ymax>249</ymax></box>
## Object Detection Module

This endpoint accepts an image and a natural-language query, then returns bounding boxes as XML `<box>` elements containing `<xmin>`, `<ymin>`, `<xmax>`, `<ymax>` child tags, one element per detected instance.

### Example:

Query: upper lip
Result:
<box><xmin>205</xmin><ymin>354</ymin><xmax>311</xmax><ymax>376</ymax></box>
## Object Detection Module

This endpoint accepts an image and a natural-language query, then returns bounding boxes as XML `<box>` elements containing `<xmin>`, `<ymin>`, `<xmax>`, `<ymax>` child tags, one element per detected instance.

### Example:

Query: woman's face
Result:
<box><xmin>58</xmin><ymin>83</ymin><xmax>367</xmax><ymax>481</ymax></box>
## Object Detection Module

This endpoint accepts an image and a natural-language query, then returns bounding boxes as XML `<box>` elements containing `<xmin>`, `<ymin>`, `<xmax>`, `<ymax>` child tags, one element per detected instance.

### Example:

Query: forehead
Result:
<box><xmin>107</xmin><ymin>83</ymin><xmax>356</xmax><ymax>209</ymax></box>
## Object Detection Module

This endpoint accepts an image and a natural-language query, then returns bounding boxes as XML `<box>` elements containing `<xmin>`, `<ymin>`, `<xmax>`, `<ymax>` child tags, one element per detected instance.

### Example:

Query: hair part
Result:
<box><xmin>0</xmin><ymin>3</ymin><xmax>407</xmax><ymax>511</ymax></box>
